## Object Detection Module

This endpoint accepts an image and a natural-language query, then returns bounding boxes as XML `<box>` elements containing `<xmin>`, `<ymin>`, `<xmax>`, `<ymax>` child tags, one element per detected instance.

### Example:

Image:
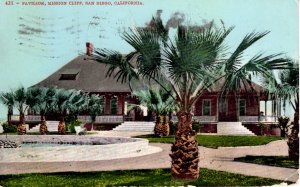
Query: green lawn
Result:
<box><xmin>137</xmin><ymin>135</ymin><xmax>283</xmax><ymax>148</ymax></box>
<box><xmin>0</xmin><ymin>169</ymin><xmax>287</xmax><ymax>187</ymax></box>
<box><xmin>234</xmin><ymin>156</ymin><xmax>299</xmax><ymax>169</ymax></box>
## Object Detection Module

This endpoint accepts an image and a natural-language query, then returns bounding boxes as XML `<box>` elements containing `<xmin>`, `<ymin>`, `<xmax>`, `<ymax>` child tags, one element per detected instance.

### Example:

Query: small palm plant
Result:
<box><xmin>134</xmin><ymin>87</ymin><xmax>177</xmax><ymax>137</ymax></box>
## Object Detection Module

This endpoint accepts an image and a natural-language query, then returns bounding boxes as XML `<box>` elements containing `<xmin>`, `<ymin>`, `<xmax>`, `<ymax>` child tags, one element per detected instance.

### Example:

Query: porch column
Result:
<box><xmin>117</xmin><ymin>95</ymin><xmax>125</xmax><ymax>115</ymax></box>
<box><xmin>257</xmin><ymin>96</ymin><xmax>260</xmax><ymax>121</ymax></box>
<box><xmin>265</xmin><ymin>100</ymin><xmax>267</xmax><ymax>117</ymax></box>
<box><xmin>105</xmin><ymin>95</ymin><xmax>111</xmax><ymax>115</ymax></box>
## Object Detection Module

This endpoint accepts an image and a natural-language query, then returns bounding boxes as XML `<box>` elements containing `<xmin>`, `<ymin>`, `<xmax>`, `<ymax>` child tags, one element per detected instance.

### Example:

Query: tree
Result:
<box><xmin>92</xmin><ymin>15</ymin><xmax>289</xmax><ymax>180</ymax></box>
<box><xmin>26</xmin><ymin>87</ymin><xmax>44</xmax><ymax>134</ymax></box>
<box><xmin>263</xmin><ymin>61</ymin><xmax>299</xmax><ymax>160</ymax></box>
<box><xmin>11</xmin><ymin>87</ymin><xmax>28</xmax><ymax>135</ymax></box>
<box><xmin>53</xmin><ymin>89</ymin><xmax>71</xmax><ymax>134</ymax></box>
<box><xmin>133</xmin><ymin>86</ymin><xmax>178</xmax><ymax>136</ymax></box>
<box><xmin>86</xmin><ymin>94</ymin><xmax>104</xmax><ymax>130</ymax></box>
<box><xmin>0</xmin><ymin>91</ymin><xmax>15</xmax><ymax>124</ymax></box>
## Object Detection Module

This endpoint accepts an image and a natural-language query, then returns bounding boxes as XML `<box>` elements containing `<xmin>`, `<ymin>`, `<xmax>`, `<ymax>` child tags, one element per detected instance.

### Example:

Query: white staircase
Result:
<box><xmin>112</xmin><ymin>121</ymin><xmax>155</xmax><ymax>132</ymax></box>
<box><xmin>217</xmin><ymin>122</ymin><xmax>255</xmax><ymax>136</ymax></box>
<box><xmin>28</xmin><ymin>121</ymin><xmax>59</xmax><ymax>133</ymax></box>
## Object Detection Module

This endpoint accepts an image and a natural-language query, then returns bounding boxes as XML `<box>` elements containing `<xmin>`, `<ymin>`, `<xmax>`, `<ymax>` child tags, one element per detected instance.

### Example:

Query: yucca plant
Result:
<box><xmin>92</xmin><ymin>14</ymin><xmax>289</xmax><ymax>180</ymax></box>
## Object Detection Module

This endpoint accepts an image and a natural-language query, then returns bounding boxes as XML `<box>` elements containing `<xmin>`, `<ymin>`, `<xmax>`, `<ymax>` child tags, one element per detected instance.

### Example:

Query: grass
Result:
<box><xmin>137</xmin><ymin>135</ymin><xmax>283</xmax><ymax>148</ymax></box>
<box><xmin>234</xmin><ymin>156</ymin><xmax>299</xmax><ymax>169</ymax></box>
<box><xmin>0</xmin><ymin>169</ymin><xmax>287</xmax><ymax>187</ymax></box>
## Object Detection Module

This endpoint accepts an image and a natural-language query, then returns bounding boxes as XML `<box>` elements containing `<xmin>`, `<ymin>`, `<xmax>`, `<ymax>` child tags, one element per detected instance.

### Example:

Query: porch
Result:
<box><xmin>171</xmin><ymin>115</ymin><xmax>277</xmax><ymax>123</ymax></box>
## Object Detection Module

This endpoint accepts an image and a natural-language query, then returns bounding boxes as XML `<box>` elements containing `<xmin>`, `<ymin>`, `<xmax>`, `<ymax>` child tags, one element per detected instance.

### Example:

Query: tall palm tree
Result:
<box><xmin>133</xmin><ymin>87</ymin><xmax>178</xmax><ymax>136</ymax></box>
<box><xmin>263</xmin><ymin>61</ymin><xmax>298</xmax><ymax>160</ymax></box>
<box><xmin>92</xmin><ymin>16</ymin><xmax>289</xmax><ymax>180</ymax></box>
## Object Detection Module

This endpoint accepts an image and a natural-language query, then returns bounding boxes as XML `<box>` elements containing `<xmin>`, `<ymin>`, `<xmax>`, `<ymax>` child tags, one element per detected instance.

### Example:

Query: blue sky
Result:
<box><xmin>0</xmin><ymin>0</ymin><xmax>298</xmax><ymax>119</ymax></box>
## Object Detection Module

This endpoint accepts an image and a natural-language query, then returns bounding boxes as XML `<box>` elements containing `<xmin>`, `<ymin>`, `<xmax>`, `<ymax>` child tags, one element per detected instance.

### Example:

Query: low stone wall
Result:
<box><xmin>0</xmin><ymin>135</ymin><xmax>160</xmax><ymax>162</ymax></box>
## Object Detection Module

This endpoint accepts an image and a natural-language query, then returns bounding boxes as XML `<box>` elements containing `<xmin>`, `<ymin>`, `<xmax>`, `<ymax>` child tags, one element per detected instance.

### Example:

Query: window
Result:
<box><xmin>203</xmin><ymin>99</ymin><xmax>211</xmax><ymax>116</ymax></box>
<box><xmin>110</xmin><ymin>96</ymin><xmax>118</xmax><ymax>115</ymax></box>
<box><xmin>239</xmin><ymin>99</ymin><xmax>246</xmax><ymax>116</ymax></box>
<box><xmin>59</xmin><ymin>69</ymin><xmax>79</xmax><ymax>80</ymax></box>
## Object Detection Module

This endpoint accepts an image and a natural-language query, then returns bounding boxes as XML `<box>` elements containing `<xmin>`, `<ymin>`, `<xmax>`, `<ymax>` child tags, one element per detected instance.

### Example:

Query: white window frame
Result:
<box><xmin>202</xmin><ymin>99</ymin><xmax>211</xmax><ymax>116</ymax></box>
<box><xmin>239</xmin><ymin>99</ymin><xmax>246</xmax><ymax>116</ymax></box>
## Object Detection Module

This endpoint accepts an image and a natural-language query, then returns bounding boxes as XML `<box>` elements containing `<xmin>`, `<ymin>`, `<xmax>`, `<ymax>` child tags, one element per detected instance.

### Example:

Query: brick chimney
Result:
<box><xmin>86</xmin><ymin>42</ymin><xmax>93</xmax><ymax>56</ymax></box>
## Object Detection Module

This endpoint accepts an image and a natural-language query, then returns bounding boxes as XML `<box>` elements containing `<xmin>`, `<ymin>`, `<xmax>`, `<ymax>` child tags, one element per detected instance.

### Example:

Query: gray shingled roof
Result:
<box><xmin>33</xmin><ymin>55</ymin><xmax>131</xmax><ymax>93</ymax></box>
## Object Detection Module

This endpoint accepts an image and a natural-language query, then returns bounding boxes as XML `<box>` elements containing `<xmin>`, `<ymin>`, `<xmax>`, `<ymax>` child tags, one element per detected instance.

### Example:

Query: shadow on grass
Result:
<box><xmin>234</xmin><ymin>156</ymin><xmax>299</xmax><ymax>169</ymax></box>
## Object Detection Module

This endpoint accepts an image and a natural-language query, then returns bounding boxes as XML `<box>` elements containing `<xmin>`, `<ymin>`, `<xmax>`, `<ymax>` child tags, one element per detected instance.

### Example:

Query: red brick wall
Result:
<box><xmin>200</xmin><ymin>124</ymin><xmax>217</xmax><ymax>133</ymax></box>
<box><xmin>240</xmin><ymin>96</ymin><xmax>259</xmax><ymax>116</ymax></box>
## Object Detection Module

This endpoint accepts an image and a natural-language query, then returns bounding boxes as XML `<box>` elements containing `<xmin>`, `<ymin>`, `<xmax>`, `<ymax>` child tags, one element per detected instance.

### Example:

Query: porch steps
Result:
<box><xmin>27</xmin><ymin>121</ymin><xmax>59</xmax><ymax>133</ymax></box>
<box><xmin>217</xmin><ymin>122</ymin><xmax>255</xmax><ymax>136</ymax></box>
<box><xmin>112</xmin><ymin>121</ymin><xmax>155</xmax><ymax>132</ymax></box>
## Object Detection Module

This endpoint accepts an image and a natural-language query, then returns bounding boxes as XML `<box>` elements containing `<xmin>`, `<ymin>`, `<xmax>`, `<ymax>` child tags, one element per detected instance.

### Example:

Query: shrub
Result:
<box><xmin>66</xmin><ymin>119</ymin><xmax>82</xmax><ymax>133</ymax></box>
<box><xmin>192</xmin><ymin>121</ymin><xmax>202</xmax><ymax>133</ymax></box>
<box><xmin>2</xmin><ymin>122</ymin><xmax>17</xmax><ymax>133</ymax></box>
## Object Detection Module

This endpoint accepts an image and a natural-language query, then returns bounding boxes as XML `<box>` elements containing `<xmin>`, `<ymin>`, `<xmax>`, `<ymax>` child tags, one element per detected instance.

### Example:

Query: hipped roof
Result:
<box><xmin>33</xmin><ymin>55</ymin><xmax>131</xmax><ymax>93</ymax></box>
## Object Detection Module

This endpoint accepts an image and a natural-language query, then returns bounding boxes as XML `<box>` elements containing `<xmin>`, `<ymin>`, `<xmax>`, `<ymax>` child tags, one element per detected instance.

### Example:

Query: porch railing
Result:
<box><xmin>78</xmin><ymin>115</ymin><xmax>124</xmax><ymax>124</ymax></box>
<box><xmin>171</xmin><ymin>116</ymin><xmax>217</xmax><ymax>123</ymax></box>
<box><xmin>11</xmin><ymin>115</ymin><xmax>124</xmax><ymax>124</ymax></box>
<box><xmin>239</xmin><ymin>116</ymin><xmax>277</xmax><ymax>122</ymax></box>
<box><xmin>11</xmin><ymin>115</ymin><xmax>41</xmax><ymax>122</ymax></box>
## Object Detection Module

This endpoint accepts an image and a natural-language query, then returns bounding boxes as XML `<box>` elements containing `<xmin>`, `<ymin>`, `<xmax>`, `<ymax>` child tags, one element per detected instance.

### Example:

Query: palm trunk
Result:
<box><xmin>58</xmin><ymin>115</ymin><xmax>65</xmax><ymax>135</ymax></box>
<box><xmin>288</xmin><ymin>105</ymin><xmax>299</xmax><ymax>161</ymax></box>
<box><xmin>162</xmin><ymin>115</ymin><xmax>170</xmax><ymax>136</ymax></box>
<box><xmin>17</xmin><ymin>113</ymin><xmax>26</xmax><ymax>135</ymax></box>
<box><xmin>154</xmin><ymin>115</ymin><xmax>163</xmax><ymax>137</ymax></box>
<box><xmin>7</xmin><ymin>105</ymin><xmax>13</xmax><ymax>125</ymax></box>
<box><xmin>39</xmin><ymin>115</ymin><xmax>48</xmax><ymax>135</ymax></box>
<box><xmin>170</xmin><ymin>111</ymin><xmax>199</xmax><ymax>180</ymax></box>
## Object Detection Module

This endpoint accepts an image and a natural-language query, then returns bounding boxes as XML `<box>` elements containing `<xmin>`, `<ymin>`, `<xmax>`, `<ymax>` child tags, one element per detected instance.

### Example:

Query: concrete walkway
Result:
<box><xmin>0</xmin><ymin>131</ymin><xmax>298</xmax><ymax>183</ymax></box>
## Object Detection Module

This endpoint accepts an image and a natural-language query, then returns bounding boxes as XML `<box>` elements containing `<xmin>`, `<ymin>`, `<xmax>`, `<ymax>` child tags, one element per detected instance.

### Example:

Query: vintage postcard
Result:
<box><xmin>0</xmin><ymin>0</ymin><xmax>298</xmax><ymax>186</ymax></box>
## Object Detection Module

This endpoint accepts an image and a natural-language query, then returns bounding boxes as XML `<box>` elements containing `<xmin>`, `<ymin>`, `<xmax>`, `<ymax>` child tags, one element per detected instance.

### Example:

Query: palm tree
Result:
<box><xmin>53</xmin><ymin>89</ymin><xmax>71</xmax><ymax>134</ymax></box>
<box><xmin>0</xmin><ymin>91</ymin><xmax>15</xmax><ymax>124</ymax></box>
<box><xmin>12</xmin><ymin>87</ymin><xmax>28</xmax><ymax>135</ymax></box>
<box><xmin>263</xmin><ymin>61</ymin><xmax>298</xmax><ymax>160</ymax></box>
<box><xmin>92</xmin><ymin>16</ymin><xmax>289</xmax><ymax>180</ymax></box>
<box><xmin>133</xmin><ymin>87</ymin><xmax>177</xmax><ymax>136</ymax></box>
<box><xmin>86</xmin><ymin>94</ymin><xmax>104</xmax><ymax>130</ymax></box>
<box><xmin>27</xmin><ymin>87</ymin><xmax>56</xmax><ymax>135</ymax></box>
<box><xmin>26</xmin><ymin>87</ymin><xmax>44</xmax><ymax>134</ymax></box>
